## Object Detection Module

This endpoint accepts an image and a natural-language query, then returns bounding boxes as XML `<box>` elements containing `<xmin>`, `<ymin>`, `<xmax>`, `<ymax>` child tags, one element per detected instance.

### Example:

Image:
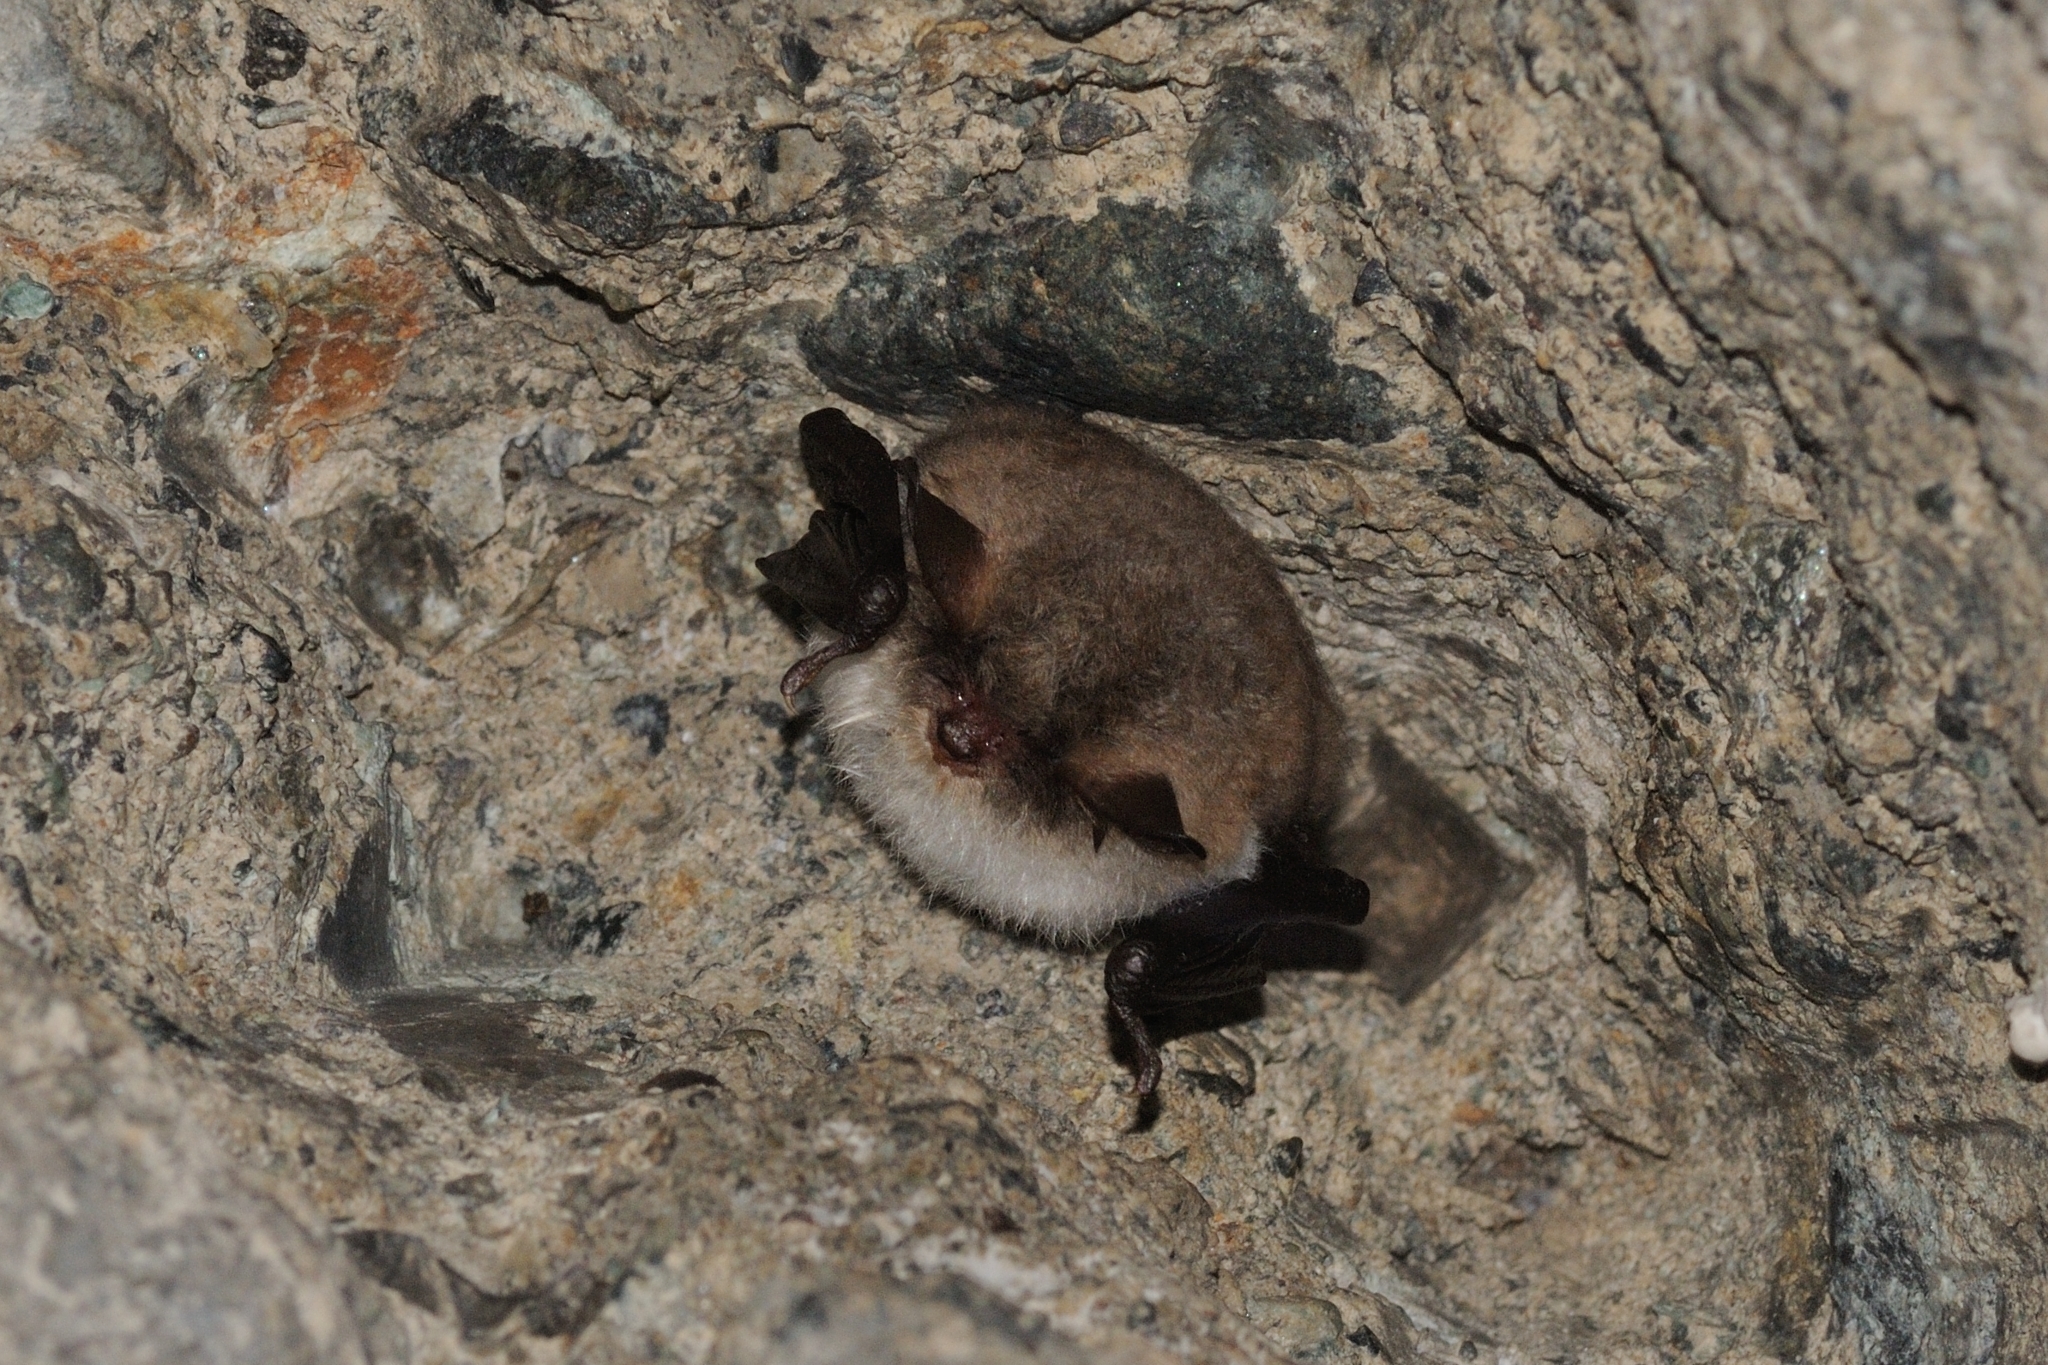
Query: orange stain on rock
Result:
<box><xmin>657</xmin><ymin>866</ymin><xmax>701</xmax><ymax>912</ymax></box>
<box><xmin>3</xmin><ymin>229</ymin><xmax>166</xmax><ymax>293</ymax></box>
<box><xmin>300</xmin><ymin>126</ymin><xmax>364</xmax><ymax>193</ymax></box>
<box><xmin>1451</xmin><ymin>1102</ymin><xmax>1496</xmax><ymax>1125</ymax></box>
<box><xmin>566</xmin><ymin>785</ymin><xmax>630</xmax><ymax>845</ymax></box>
<box><xmin>645</xmin><ymin>864</ymin><xmax>704</xmax><ymax>934</ymax></box>
<box><xmin>259</xmin><ymin>255</ymin><xmax>427</xmax><ymax>469</ymax></box>
<box><xmin>230</xmin><ymin>128</ymin><xmax>369</xmax><ymax>242</ymax></box>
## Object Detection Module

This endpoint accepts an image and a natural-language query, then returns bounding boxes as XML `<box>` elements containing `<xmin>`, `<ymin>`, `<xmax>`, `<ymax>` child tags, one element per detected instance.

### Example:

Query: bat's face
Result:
<box><xmin>812</xmin><ymin>610</ymin><xmax>1250</xmax><ymax>941</ymax></box>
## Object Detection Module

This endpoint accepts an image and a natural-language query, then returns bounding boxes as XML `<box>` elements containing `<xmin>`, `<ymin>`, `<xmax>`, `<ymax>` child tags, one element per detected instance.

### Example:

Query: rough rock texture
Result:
<box><xmin>2</xmin><ymin>0</ymin><xmax>2045</xmax><ymax>1361</ymax></box>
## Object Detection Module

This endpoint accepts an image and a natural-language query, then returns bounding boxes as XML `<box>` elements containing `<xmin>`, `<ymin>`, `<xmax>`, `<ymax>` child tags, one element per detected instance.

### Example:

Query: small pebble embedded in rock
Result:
<box><xmin>240</xmin><ymin>7</ymin><xmax>308</xmax><ymax>87</ymax></box>
<box><xmin>0</xmin><ymin>277</ymin><xmax>54</xmax><ymax>321</ymax></box>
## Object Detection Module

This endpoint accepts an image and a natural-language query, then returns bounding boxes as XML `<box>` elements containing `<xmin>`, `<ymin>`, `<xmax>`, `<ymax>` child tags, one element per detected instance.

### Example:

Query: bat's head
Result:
<box><xmin>804</xmin><ymin>480</ymin><xmax>1259</xmax><ymax>940</ymax></box>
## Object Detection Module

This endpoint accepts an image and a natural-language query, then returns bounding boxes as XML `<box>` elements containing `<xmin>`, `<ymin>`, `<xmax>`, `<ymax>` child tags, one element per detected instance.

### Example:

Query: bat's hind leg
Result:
<box><xmin>1104</xmin><ymin>857</ymin><xmax>1369</xmax><ymax>1098</ymax></box>
<box><xmin>1105</xmin><ymin>930</ymin><xmax>1265</xmax><ymax>1100</ymax></box>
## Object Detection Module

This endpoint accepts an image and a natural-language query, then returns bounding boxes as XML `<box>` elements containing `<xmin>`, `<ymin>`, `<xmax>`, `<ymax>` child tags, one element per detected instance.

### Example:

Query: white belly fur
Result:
<box><xmin>816</xmin><ymin>642</ymin><xmax>1261</xmax><ymax>941</ymax></box>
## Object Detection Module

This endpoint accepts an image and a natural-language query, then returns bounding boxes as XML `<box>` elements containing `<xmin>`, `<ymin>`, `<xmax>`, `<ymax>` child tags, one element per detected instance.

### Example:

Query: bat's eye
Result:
<box><xmin>931</xmin><ymin>688</ymin><xmax>1009</xmax><ymax>769</ymax></box>
<box><xmin>936</xmin><ymin>710</ymin><xmax>988</xmax><ymax>763</ymax></box>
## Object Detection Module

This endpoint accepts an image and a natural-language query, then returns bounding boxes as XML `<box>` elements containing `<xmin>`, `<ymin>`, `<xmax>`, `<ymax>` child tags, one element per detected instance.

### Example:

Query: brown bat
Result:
<box><xmin>757</xmin><ymin>405</ymin><xmax>1368</xmax><ymax>1096</ymax></box>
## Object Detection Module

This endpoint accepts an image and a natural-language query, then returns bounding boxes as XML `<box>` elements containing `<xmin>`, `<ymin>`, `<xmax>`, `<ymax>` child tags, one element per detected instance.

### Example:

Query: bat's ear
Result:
<box><xmin>1063</xmin><ymin>767</ymin><xmax>1206</xmax><ymax>860</ymax></box>
<box><xmin>912</xmin><ymin>484</ymin><xmax>990</xmax><ymax>633</ymax></box>
<box><xmin>799</xmin><ymin>409</ymin><xmax>902</xmax><ymax>555</ymax></box>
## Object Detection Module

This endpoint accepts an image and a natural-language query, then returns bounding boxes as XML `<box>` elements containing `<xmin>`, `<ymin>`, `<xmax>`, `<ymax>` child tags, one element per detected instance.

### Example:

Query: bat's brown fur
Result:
<box><xmin>814</xmin><ymin>405</ymin><xmax>1346</xmax><ymax>938</ymax></box>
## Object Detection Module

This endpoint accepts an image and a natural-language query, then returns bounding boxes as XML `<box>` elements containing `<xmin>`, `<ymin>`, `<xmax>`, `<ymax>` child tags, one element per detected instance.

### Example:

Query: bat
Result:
<box><xmin>757</xmin><ymin>405</ymin><xmax>1369</xmax><ymax>1098</ymax></box>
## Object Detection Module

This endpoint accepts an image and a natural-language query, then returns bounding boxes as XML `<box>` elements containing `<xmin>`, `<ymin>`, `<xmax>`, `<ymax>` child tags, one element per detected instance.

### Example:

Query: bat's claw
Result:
<box><xmin>1106</xmin><ymin>942</ymin><xmax>1163</xmax><ymax>1098</ymax></box>
<box><xmin>1132</xmin><ymin>1045</ymin><xmax>1161</xmax><ymax>1098</ymax></box>
<box><xmin>779</xmin><ymin>642</ymin><xmax>841</xmax><ymax>704</ymax></box>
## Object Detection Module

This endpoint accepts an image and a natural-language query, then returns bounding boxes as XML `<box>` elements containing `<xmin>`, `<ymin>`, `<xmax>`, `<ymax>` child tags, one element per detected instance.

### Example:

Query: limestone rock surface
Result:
<box><xmin>2</xmin><ymin>0</ymin><xmax>2045</xmax><ymax>1361</ymax></box>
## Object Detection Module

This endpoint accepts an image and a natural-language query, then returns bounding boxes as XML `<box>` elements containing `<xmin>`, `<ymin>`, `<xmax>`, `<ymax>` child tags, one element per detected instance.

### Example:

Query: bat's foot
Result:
<box><xmin>1105</xmin><ymin>941</ymin><xmax>1164</xmax><ymax>1097</ymax></box>
<box><xmin>1100</xmin><ymin>854</ymin><xmax>1371</xmax><ymax>1106</ymax></box>
<box><xmin>1132</xmin><ymin>1052</ymin><xmax>1161</xmax><ymax>1098</ymax></box>
<box><xmin>779</xmin><ymin>638</ymin><xmax>853</xmax><ymax>703</ymax></box>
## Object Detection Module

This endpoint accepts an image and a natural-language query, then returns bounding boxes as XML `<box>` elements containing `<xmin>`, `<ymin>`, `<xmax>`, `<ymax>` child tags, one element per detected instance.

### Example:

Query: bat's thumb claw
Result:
<box><xmin>778</xmin><ymin>657</ymin><xmax>814</xmax><ymax>705</ymax></box>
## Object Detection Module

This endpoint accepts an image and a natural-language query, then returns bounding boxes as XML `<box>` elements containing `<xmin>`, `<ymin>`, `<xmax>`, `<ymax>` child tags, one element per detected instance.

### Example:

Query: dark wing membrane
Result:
<box><xmin>1138</xmin><ymin>855</ymin><xmax>1369</xmax><ymax>943</ymax></box>
<box><xmin>755</xmin><ymin>505</ymin><xmax>870</xmax><ymax>633</ymax></box>
<box><xmin>799</xmin><ymin>408</ymin><xmax>902</xmax><ymax>573</ymax></box>
<box><xmin>1254</xmin><ymin>856</ymin><xmax>1371</xmax><ymax>926</ymax></box>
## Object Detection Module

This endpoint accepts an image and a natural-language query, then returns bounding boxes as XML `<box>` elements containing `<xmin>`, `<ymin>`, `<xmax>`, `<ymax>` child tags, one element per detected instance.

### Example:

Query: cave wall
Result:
<box><xmin>1</xmin><ymin>0</ymin><xmax>2044</xmax><ymax>1361</ymax></box>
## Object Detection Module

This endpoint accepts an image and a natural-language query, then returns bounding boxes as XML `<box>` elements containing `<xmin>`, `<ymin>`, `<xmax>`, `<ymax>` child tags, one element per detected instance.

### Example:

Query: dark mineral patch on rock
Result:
<box><xmin>104</xmin><ymin>379</ymin><xmax>151</xmax><ymax>429</ymax></box>
<box><xmin>522</xmin><ymin>1270</ymin><xmax>616</xmax><ymax>1338</ymax></box>
<box><xmin>1613</xmin><ymin>308</ymin><xmax>1681</xmax><ymax>385</ymax></box>
<box><xmin>416</xmin><ymin>96</ymin><xmax>724</xmax><ymax>250</ymax></box>
<box><xmin>642</xmin><ymin>1066</ymin><xmax>720</xmax><ymax>1092</ymax></box>
<box><xmin>779</xmin><ymin>32</ymin><xmax>825</xmax><ymax>89</ymax></box>
<box><xmin>834</xmin><ymin>122</ymin><xmax>891</xmax><ymax>185</ymax></box>
<box><xmin>1827</xmin><ymin>1137</ymin><xmax>1937</xmax><ymax>1363</ymax></box>
<box><xmin>1187</xmin><ymin>69</ymin><xmax>1335</xmax><ymax>233</ymax></box>
<box><xmin>1352</xmin><ymin>259</ymin><xmax>1393</xmax><ymax>304</ymax></box>
<box><xmin>8</xmin><ymin>524</ymin><xmax>105</xmax><ymax>627</ymax></box>
<box><xmin>1761</xmin><ymin>888</ymin><xmax>1888</xmax><ymax>1003</ymax></box>
<box><xmin>125</xmin><ymin>994</ymin><xmax>212</xmax><ymax>1052</ymax></box>
<box><xmin>1547</xmin><ymin>181</ymin><xmax>1616</xmax><ymax>264</ymax></box>
<box><xmin>356</xmin><ymin>86</ymin><xmax>419</xmax><ymax>147</ymax></box>
<box><xmin>566</xmin><ymin>901</ymin><xmax>636</xmax><ymax>954</ymax></box>
<box><xmin>343</xmin><ymin>1229</ymin><xmax>443</xmax><ymax>1313</ymax></box>
<box><xmin>240</xmin><ymin>8</ymin><xmax>309</xmax><ymax>89</ymax></box>
<box><xmin>317</xmin><ymin>818</ymin><xmax>399</xmax><ymax>992</ymax></box>
<box><xmin>156</xmin><ymin>381</ymin><xmax>242</xmax><ymax>513</ymax></box>
<box><xmin>517</xmin><ymin>860</ymin><xmax>638</xmax><ymax>955</ymax></box>
<box><xmin>342</xmin><ymin>1228</ymin><xmax>525</xmax><ymax>1336</ymax></box>
<box><xmin>346</xmin><ymin>505</ymin><xmax>461</xmax><ymax>650</ymax></box>
<box><xmin>232</xmin><ymin>622</ymin><xmax>294</xmax><ymax>688</ymax></box>
<box><xmin>804</xmin><ymin>70</ymin><xmax>1389</xmax><ymax>441</ymax></box>
<box><xmin>612</xmin><ymin>691</ymin><xmax>670</xmax><ymax>755</ymax></box>
<box><xmin>1018</xmin><ymin>0</ymin><xmax>1145</xmax><ymax>41</ymax></box>
<box><xmin>1055</xmin><ymin>100</ymin><xmax>1129</xmax><ymax>153</ymax></box>
<box><xmin>803</xmin><ymin>202</ymin><xmax>1391</xmax><ymax>441</ymax></box>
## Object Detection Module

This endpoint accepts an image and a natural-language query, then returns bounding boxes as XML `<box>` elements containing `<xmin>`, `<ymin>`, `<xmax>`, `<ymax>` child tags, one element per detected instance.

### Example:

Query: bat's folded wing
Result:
<box><xmin>757</xmin><ymin>505</ymin><xmax>874</xmax><ymax>634</ymax></box>
<box><xmin>799</xmin><ymin>408</ymin><xmax>903</xmax><ymax>555</ymax></box>
<box><xmin>1258</xmin><ymin>858</ymin><xmax>1371</xmax><ymax>927</ymax></box>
